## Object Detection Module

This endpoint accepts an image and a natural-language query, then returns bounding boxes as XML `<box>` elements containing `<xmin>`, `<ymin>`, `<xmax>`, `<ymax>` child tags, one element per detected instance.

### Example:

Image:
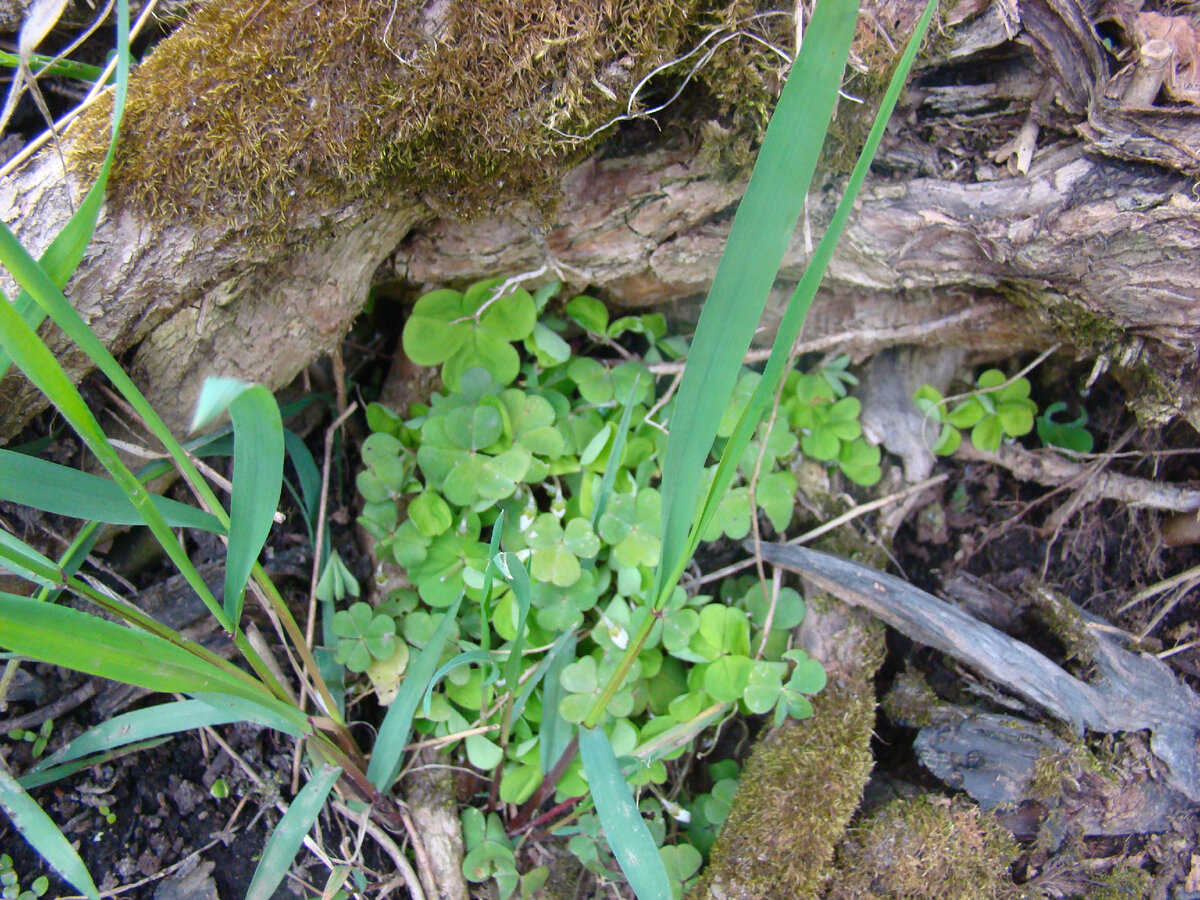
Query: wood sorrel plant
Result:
<box><xmin>0</xmin><ymin>0</ymin><xmax>937</xmax><ymax>896</ymax></box>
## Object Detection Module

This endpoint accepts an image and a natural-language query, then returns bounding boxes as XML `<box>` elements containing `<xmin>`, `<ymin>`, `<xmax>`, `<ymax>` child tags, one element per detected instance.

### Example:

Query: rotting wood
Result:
<box><xmin>955</xmin><ymin>441</ymin><xmax>1200</xmax><ymax>512</ymax></box>
<box><xmin>3</xmin><ymin>0</ymin><xmax>1200</xmax><ymax>440</ymax></box>
<box><xmin>750</xmin><ymin>541</ymin><xmax>1200</xmax><ymax>803</ymax></box>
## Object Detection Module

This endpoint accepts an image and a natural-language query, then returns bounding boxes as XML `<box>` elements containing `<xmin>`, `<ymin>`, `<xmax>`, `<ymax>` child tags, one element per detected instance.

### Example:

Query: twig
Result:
<box><xmin>688</xmin><ymin>474</ymin><xmax>948</xmax><ymax>588</ymax></box>
<box><xmin>331</xmin><ymin>801</ymin><xmax>425</xmax><ymax>900</ymax></box>
<box><xmin>645</xmin><ymin>307</ymin><xmax>1000</xmax><ymax>375</ymax></box>
<box><xmin>956</xmin><ymin>441</ymin><xmax>1200</xmax><ymax>513</ymax></box>
<box><xmin>1121</xmin><ymin>562</ymin><xmax>1200</xmax><ymax>613</ymax></box>
<box><xmin>397</xmin><ymin>804</ymin><xmax>437</xmax><ymax>900</ymax></box>
<box><xmin>302</xmin><ymin>401</ymin><xmax>359</xmax><ymax>716</ymax></box>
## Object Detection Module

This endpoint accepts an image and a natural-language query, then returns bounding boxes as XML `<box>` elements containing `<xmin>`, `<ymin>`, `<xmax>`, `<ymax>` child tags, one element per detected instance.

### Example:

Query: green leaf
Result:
<box><xmin>191</xmin><ymin>377</ymin><xmax>283</xmax><ymax>628</ymax></box>
<box><xmin>0</xmin><ymin>767</ymin><xmax>99</xmax><ymax>900</ymax></box>
<box><xmin>409</xmin><ymin>491</ymin><xmax>453</xmax><ymax>537</ymax></box>
<box><xmin>702</xmin><ymin>655</ymin><xmax>754</xmax><ymax>704</ymax></box>
<box><xmin>246</xmin><ymin>764</ymin><xmax>341</xmax><ymax>900</ymax></box>
<box><xmin>743</xmin><ymin>663</ymin><xmax>784</xmax><ymax>714</ymax></box>
<box><xmin>653</xmin><ymin>0</ymin><xmax>862</xmax><ymax>607</ymax></box>
<box><xmin>970</xmin><ymin>415</ymin><xmax>1004</xmax><ymax>452</ymax></box>
<box><xmin>368</xmin><ymin>592</ymin><xmax>464</xmax><ymax>791</ymax></box>
<box><xmin>998</xmin><ymin>403</ymin><xmax>1035</xmax><ymax>437</ymax></box>
<box><xmin>402</xmin><ymin>289</ymin><xmax>469</xmax><ymax>366</ymax></box>
<box><xmin>0</xmin><ymin>448</ymin><xmax>222</xmax><ymax>533</ymax></box>
<box><xmin>0</xmin><ymin>593</ymin><xmax>304</xmax><ymax>730</ymax></box>
<box><xmin>565</xmin><ymin>295</ymin><xmax>608</xmax><ymax>333</ymax></box>
<box><xmin>579</xmin><ymin>726</ymin><xmax>673</xmax><ymax>900</ymax></box>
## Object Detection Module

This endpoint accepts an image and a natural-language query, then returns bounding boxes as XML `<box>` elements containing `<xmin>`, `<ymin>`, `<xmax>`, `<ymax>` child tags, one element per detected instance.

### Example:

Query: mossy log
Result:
<box><xmin>2</xmin><ymin>0</ymin><xmax>1200</xmax><ymax>439</ymax></box>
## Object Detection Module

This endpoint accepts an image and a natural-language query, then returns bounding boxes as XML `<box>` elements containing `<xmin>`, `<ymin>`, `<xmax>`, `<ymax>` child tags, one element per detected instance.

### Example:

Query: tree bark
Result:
<box><xmin>1</xmin><ymin>0</ymin><xmax>1198</xmax><ymax>439</ymax></box>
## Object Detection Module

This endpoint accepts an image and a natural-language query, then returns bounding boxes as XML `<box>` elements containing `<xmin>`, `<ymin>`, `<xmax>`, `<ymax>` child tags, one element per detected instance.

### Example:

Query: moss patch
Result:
<box><xmin>828</xmin><ymin>796</ymin><xmax>1029</xmax><ymax>900</ymax></box>
<box><xmin>71</xmin><ymin>0</ymin><xmax>715</xmax><ymax>231</ymax></box>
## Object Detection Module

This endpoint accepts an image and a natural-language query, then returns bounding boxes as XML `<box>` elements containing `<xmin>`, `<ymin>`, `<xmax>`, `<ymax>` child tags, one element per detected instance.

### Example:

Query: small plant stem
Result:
<box><xmin>301</xmin><ymin>402</ymin><xmax>358</xmax><ymax>720</ymax></box>
<box><xmin>509</xmin><ymin>733</ymin><xmax>580</xmax><ymax>833</ymax></box>
<box><xmin>687</xmin><ymin>473</ymin><xmax>949</xmax><ymax>587</ymax></box>
<box><xmin>582</xmin><ymin>611</ymin><xmax>656</xmax><ymax>730</ymax></box>
<box><xmin>747</xmin><ymin>350</ymin><xmax>792</xmax><ymax>659</ymax></box>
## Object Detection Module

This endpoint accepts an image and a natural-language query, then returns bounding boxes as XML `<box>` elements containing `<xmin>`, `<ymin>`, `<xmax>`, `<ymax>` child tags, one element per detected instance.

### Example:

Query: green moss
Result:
<box><xmin>70</xmin><ymin>0</ymin><xmax>715</xmax><ymax>234</ymax></box>
<box><xmin>827</xmin><ymin>796</ymin><xmax>1029</xmax><ymax>900</ymax></box>
<box><xmin>693</xmin><ymin>616</ymin><xmax>885</xmax><ymax>899</ymax></box>
<box><xmin>1082</xmin><ymin>863</ymin><xmax>1153</xmax><ymax>900</ymax></box>
<box><xmin>881</xmin><ymin>667</ymin><xmax>943</xmax><ymax>728</ymax></box>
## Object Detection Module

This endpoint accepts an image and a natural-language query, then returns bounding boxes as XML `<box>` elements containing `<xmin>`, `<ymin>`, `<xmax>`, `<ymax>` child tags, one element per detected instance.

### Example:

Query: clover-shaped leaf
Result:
<box><xmin>946</xmin><ymin>369</ymin><xmax>1037</xmax><ymax>452</ymax></box>
<box><xmin>755</xmin><ymin>470</ymin><xmax>797</xmax><ymax>531</ymax></box>
<box><xmin>315</xmin><ymin>550</ymin><xmax>360</xmax><ymax>603</ymax></box>
<box><xmin>332</xmin><ymin>602</ymin><xmax>396</xmax><ymax>673</ymax></box>
<box><xmin>408</xmin><ymin>531</ymin><xmax>489</xmax><ymax>607</ymax></box>
<box><xmin>408</xmin><ymin>491</ymin><xmax>453</xmax><ymax>537</ymax></box>
<box><xmin>597</xmin><ymin>489</ymin><xmax>661</xmax><ymax>569</ymax></box>
<box><xmin>838</xmin><ymin>438</ymin><xmax>882</xmax><ymax>486</ymax></box>
<box><xmin>402</xmin><ymin>280</ymin><xmax>535</xmax><ymax>391</ymax></box>
<box><xmin>742</xmin><ymin>584</ymin><xmax>805</xmax><ymax>631</ymax></box>
<box><xmin>743</xmin><ymin>660</ymin><xmax>785</xmax><ymax>714</ymax></box>
<box><xmin>690</xmin><ymin>604</ymin><xmax>750</xmax><ymax>662</ymax></box>
<box><xmin>700</xmin><ymin>487</ymin><xmax>751</xmax><ymax>542</ymax></box>
<box><xmin>702</xmin><ymin>654</ymin><xmax>755</xmax><ymax>703</ymax></box>
<box><xmin>524</xmin><ymin>514</ymin><xmax>600</xmax><ymax>587</ymax></box>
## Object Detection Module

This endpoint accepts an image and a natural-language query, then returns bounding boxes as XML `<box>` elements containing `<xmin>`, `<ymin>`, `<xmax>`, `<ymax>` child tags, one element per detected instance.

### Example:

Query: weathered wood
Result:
<box><xmin>2</xmin><ymin>0</ymin><xmax>1200</xmax><ymax>440</ymax></box>
<box><xmin>752</xmin><ymin>541</ymin><xmax>1200</xmax><ymax>802</ymax></box>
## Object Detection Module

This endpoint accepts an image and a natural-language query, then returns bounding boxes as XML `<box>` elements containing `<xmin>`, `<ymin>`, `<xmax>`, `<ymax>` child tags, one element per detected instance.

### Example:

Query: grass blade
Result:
<box><xmin>367</xmin><ymin>592</ymin><xmax>464</xmax><ymax>791</ymax></box>
<box><xmin>0</xmin><ymin>0</ymin><xmax>129</xmax><ymax>380</ymax></box>
<box><xmin>0</xmin><ymin>447</ymin><xmax>223</xmax><ymax>532</ymax></box>
<box><xmin>246</xmin><ymin>764</ymin><xmax>341</xmax><ymax>900</ymax></box>
<box><xmin>0</xmin><ymin>290</ymin><xmax>230</xmax><ymax>628</ymax></box>
<box><xmin>590</xmin><ymin>374</ymin><xmax>640</xmax><ymax>529</ymax></box>
<box><xmin>191</xmin><ymin>377</ymin><xmax>284</xmax><ymax>627</ymax></box>
<box><xmin>422</xmin><ymin>649</ymin><xmax>501</xmax><ymax>716</ymax></box>
<box><xmin>32</xmin><ymin>696</ymin><xmax>302</xmax><ymax>779</ymax></box>
<box><xmin>0</xmin><ymin>593</ymin><xmax>305</xmax><ymax>731</ymax></box>
<box><xmin>579</xmin><ymin>725</ymin><xmax>671</xmax><ymax>900</ymax></box>
<box><xmin>18</xmin><ymin>739</ymin><xmax>171</xmax><ymax>790</ymax></box>
<box><xmin>0</xmin><ymin>527</ymin><xmax>62</xmax><ymax>587</ymax></box>
<box><xmin>537</xmin><ymin>632</ymin><xmax>576</xmax><ymax>776</ymax></box>
<box><xmin>0</xmin><ymin>766</ymin><xmax>99</xmax><ymax>900</ymax></box>
<box><xmin>652</xmin><ymin>0</ymin><xmax>860</xmax><ymax>606</ymax></box>
<box><xmin>691</xmin><ymin>0</ymin><xmax>939</xmax><ymax>551</ymax></box>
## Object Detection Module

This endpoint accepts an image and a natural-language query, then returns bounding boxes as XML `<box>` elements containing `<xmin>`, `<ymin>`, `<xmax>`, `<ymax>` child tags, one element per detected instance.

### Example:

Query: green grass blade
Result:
<box><xmin>0</xmin><ymin>292</ymin><xmax>230</xmax><ymax>629</ymax></box>
<box><xmin>0</xmin><ymin>448</ymin><xmax>224</xmax><ymax>532</ymax></box>
<box><xmin>422</xmin><ymin>649</ymin><xmax>501</xmax><ymax>716</ymax></box>
<box><xmin>0</xmin><ymin>0</ymin><xmax>130</xmax><ymax>380</ymax></box>
<box><xmin>0</xmin><ymin>593</ymin><xmax>305</xmax><ymax>730</ymax></box>
<box><xmin>691</xmin><ymin>0</ymin><xmax>939</xmax><ymax>552</ymax></box>
<box><xmin>246</xmin><ymin>764</ymin><xmax>341</xmax><ymax>900</ymax></box>
<box><xmin>537</xmin><ymin>632</ymin><xmax>576</xmax><ymax>776</ymax></box>
<box><xmin>367</xmin><ymin>592</ymin><xmax>465</xmax><ymax>792</ymax></box>
<box><xmin>579</xmin><ymin>725</ymin><xmax>671</xmax><ymax>900</ymax></box>
<box><xmin>0</xmin><ymin>528</ymin><xmax>62</xmax><ymax>587</ymax></box>
<box><xmin>590</xmin><ymin>374</ymin><xmax>640</xmax><ymax>529</ymax></box>
<box><xmin>495</xmin><ymin>551</ymin><xmax>532</xmax><ymax>707</ymax></box>
<box><xmin>0</xmin><ymin>49</ymin><xmax>108</xmax><ymax>82</ymax></box>
<box><xmin>0</xmin><ymin>767</ymin><xmax>99</xmax><ymax>900</ymax></box>
<box><xmin>283</xmin><ymin>429</ymin><xmax>322</xmax><ymax>532</ymax></box>
<box><xmin>652</xmin><ymin>0</ymin><xmax>860</xmax><ymax>607</ymax></box>
<box><xmin>31</xmin><ymin>696</ymin><xmax>302</xmax><ymax>779</ymax></box>
<box><xmin>191</xmin><ymin>378</ymin><xmax>284</xmax><ymax>627</ymax></box>
<box><xmin>18</xmin><ymin>738</ymin><xmax>171</xmax><ymax>789</ymax></box>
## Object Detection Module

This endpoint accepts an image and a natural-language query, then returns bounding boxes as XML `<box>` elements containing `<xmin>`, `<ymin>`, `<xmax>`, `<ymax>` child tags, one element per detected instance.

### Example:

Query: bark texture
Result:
<box><xmin>1</xmin><ymin>0</ymin><xmax>1198</xmax><ymax>438</ymax></box>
